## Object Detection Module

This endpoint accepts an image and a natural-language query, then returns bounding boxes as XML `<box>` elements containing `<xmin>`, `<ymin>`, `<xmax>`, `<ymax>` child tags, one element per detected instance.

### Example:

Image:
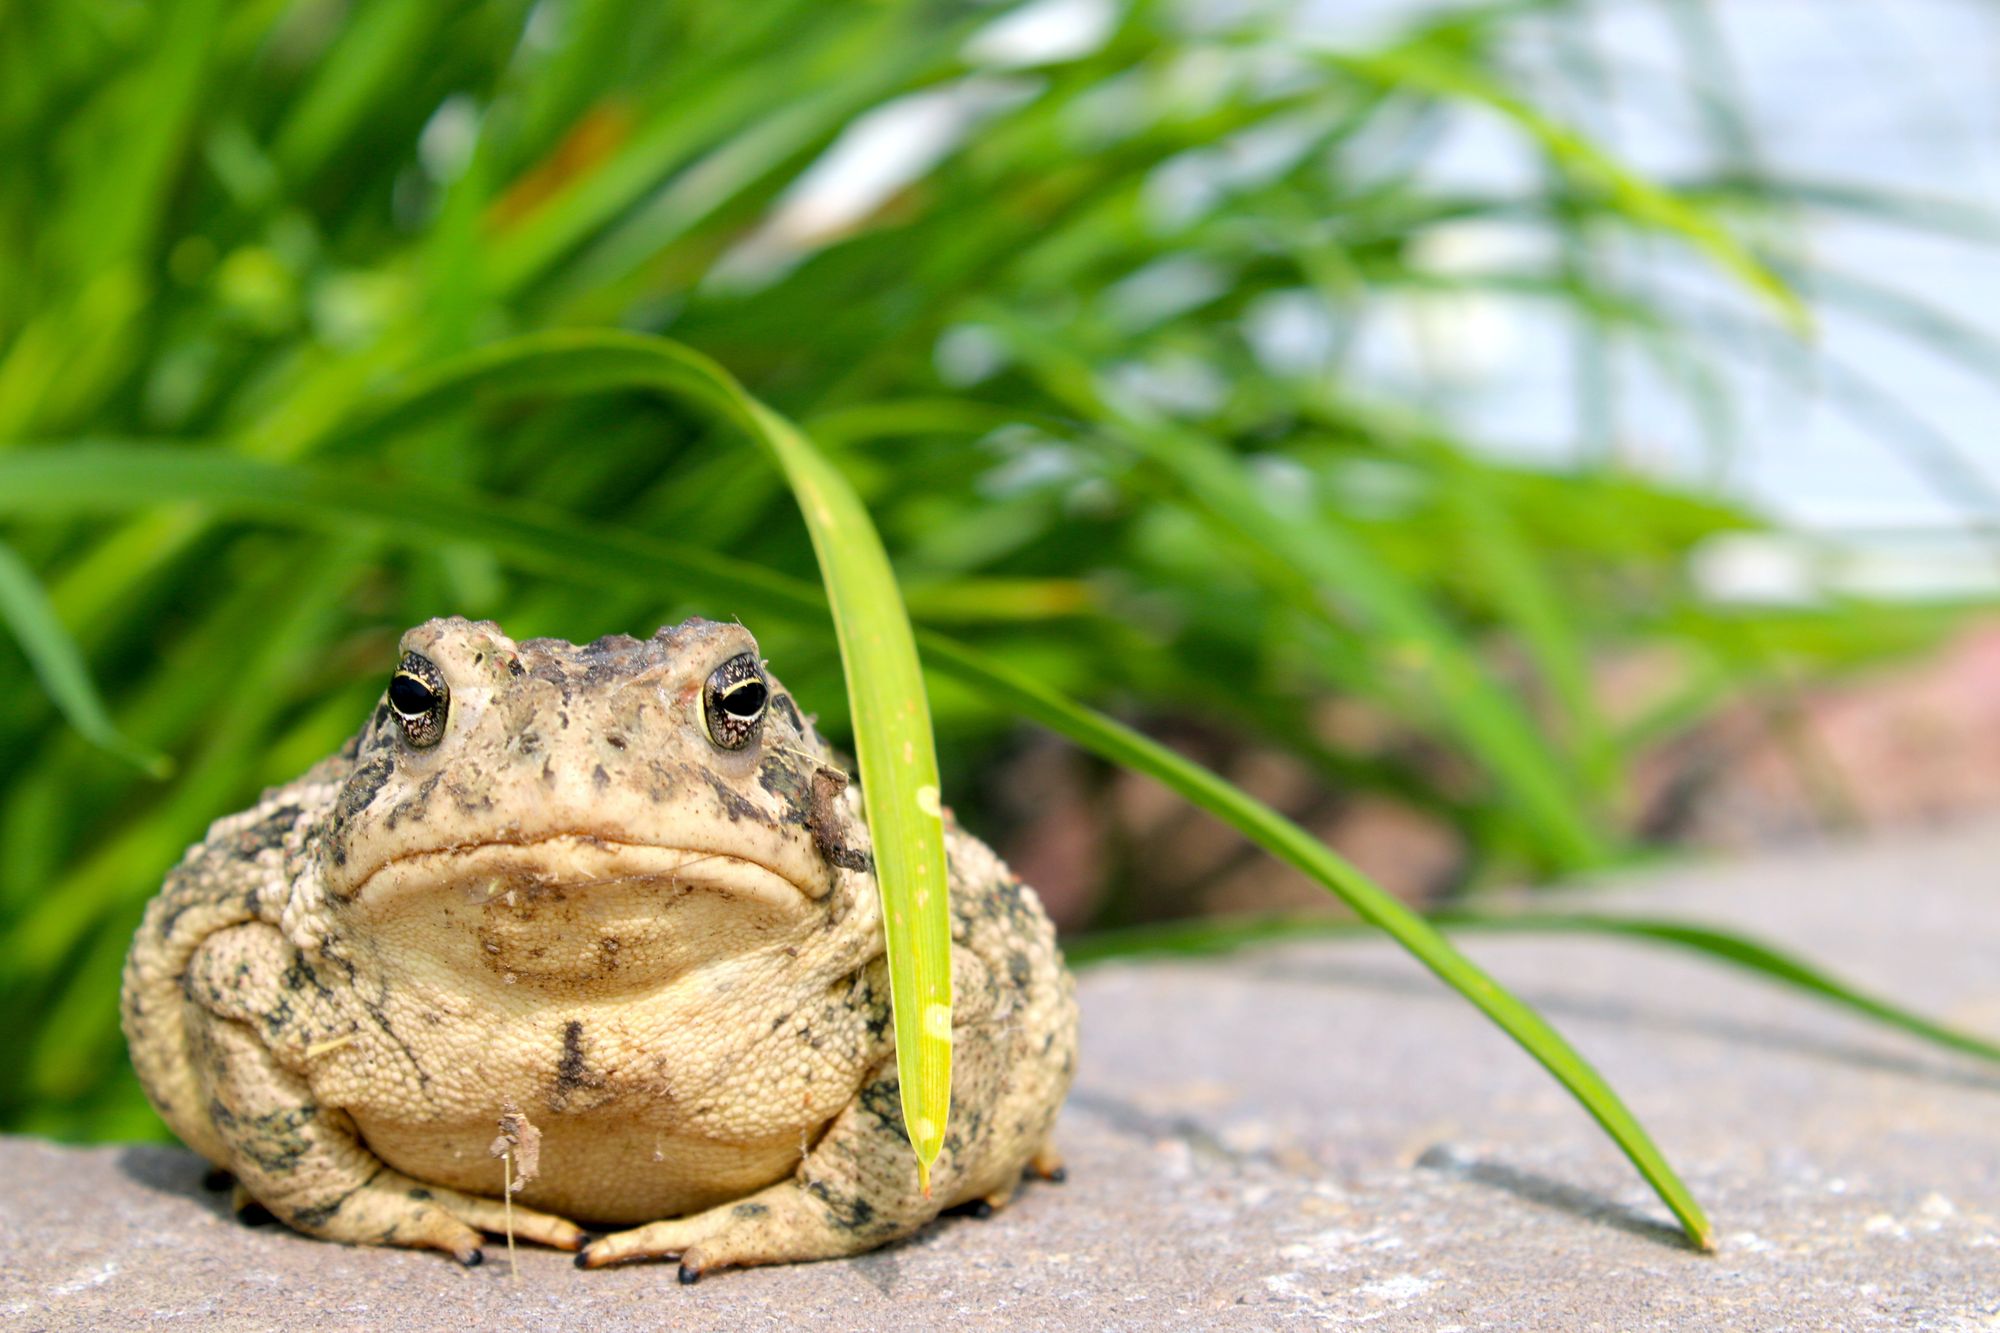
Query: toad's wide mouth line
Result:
<box><xmin>342</xmin><ymin>834</ymin><xmax>817</xmax><ymax>911</ymax></box>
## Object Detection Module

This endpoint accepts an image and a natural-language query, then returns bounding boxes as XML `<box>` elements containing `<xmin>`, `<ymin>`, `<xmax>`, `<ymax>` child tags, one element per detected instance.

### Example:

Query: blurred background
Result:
<box><xmin>6</xmin><ymin>0</ymin><xmax>2000</xmax><ymax>1141</ymax></box>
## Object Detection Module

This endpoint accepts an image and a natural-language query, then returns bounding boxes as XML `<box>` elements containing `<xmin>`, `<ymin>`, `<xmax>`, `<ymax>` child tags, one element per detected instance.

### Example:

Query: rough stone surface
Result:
<box><xmin>6</xmin><ymin>822</ymin><xmax>2000</xmax><ymax>1330</ymax></box>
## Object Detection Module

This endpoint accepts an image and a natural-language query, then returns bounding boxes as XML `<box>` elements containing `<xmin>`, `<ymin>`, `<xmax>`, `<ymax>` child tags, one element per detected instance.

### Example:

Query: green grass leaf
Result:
<box><xmin>0</xmin><ymin>540</ymin><xmax>170</xmax><ymax>777</ymax></box>
<box><xmin>1332</xmin><ymin>43</ymin><xmax>1810</xmax><ymax>334</ymax></box>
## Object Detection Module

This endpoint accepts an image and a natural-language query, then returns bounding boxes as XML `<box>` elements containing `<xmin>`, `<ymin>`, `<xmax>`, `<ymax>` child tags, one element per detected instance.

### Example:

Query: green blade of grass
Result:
<box><xmin>913</xmin><ymin>634</ymin><xmax>1716</xmax><ymax>1250</ymax></box>
<box><xmin>740</xmin><ymin>396</ymin><xmax>955</xmax><ymax>1193</ymax></box>
<box><xmin>1064</xmin><ymin>909</ymin><xmax>2000</xmax><ymax>1067</ymax></box>
<box><xmin>0</xmin><ymin>540</ymin><xmax>170</xmax><ymax>777</ymax></box>
<box><xmin>1331</xmin><ymin>44</ymin><xmax>1808</xmax><ymax>334</ymax></box>
<box><xmin>0</xmin><ymin>444</ymin><xmax>821</xmax><ymax>613</ymax></box>
<box><xmin>0</xmin><ymin>423</ymin><xmax>1706</xmax><ymax>1242</ymax></box>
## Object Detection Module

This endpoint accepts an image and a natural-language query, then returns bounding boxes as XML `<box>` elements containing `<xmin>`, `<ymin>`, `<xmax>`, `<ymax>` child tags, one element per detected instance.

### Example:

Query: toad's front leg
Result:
<box><xmin>185</xmin><ymin>924</ymin><xmax>585</xmax><ymax>1263</ymax></box>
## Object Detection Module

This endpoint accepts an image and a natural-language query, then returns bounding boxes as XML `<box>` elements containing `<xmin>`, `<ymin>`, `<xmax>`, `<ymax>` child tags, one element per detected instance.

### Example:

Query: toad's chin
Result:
<box><xmin>338</xmin><ymin>836</ymin><xmax>820</xmax><ymax>992</ymax></box>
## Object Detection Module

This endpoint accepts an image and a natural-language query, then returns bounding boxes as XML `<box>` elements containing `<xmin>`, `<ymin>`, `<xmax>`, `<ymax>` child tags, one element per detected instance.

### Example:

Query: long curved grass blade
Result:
<box><xmin>743</xmin><ymin>400</ymin><xmax>955</xmax><ymax>1192</ymax></box>
<box><xmin>0</xmin><ymin>444</ymin><xmax>822</xmax><ymax>612</ymax></box>
<box><xmin>912</xmin><ymin>636</ymin><xmax>1716</xmax><ymax>1250</ymax></box>
<box><xmin>1332</xmin><ymin>44</ymin><xmax>1808</xmax><ymax>334</ymax></box>
<box><xmin>0</xmin><ymin>540</ymin><xmax>170</xmax><ymax>777</ymax></box>
<box><xmin>1064</xmin><ymin>910</ymin><xmax>2000</xmax><ymax>1067</ymax></box>
<box><xmin>0</xmin><ymin>430</ymin><xmax>1707</xmax><ymax>1243</ymax></box>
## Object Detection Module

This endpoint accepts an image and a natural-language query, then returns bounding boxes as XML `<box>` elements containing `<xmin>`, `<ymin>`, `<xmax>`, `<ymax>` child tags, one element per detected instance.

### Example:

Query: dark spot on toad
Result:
<box><xmin>283</xmin><ymin>956</ymin><xmax>334</xmax><ymax>999</ymax></box>
<box><xmin>592</xmin><ymin>764</ymin><xmax>609</xmax><ymax>790</ymax></box>
<box><xmin>606</xmin><ymin>735</ymin><xmax>627</xmax><ymax>751</ymax></box>
<box><xmin>758</xmin><ymin>757</ymin><xmax>812</xmax><ymax>823</ymax></box>
<box><xmin>697</xmin><ymin>767</ymin><xmax>764</xmax><ymax>824</ymax></box>
<box><xmin>384</xmin><ymin>771</ymin><xmax>443</xmax><ymax>831</ymax></box>
<box><xmin>771</xmin><ymin>693</ymin><xmax>802</xmax><ymax>732</ymax></box>
<box><xmin>859</xmin><ymin>1077</ymin><xmax>902</xmax><ymax>1128</ymax></box>
<box><xmin>551</xmin><ymin>1019</ymin><xmax>601</xmax><ymax>1110</ymax></box>
<box><xmin>238</xmin><ymin>803</ymin><xmax>302</xmax><ymax>856</ymax></box>
<box><xmin>806</xmin><ymin>1179</ymin><xmax>876</xmax><ymax>1232</ymax></box>
<box><xmin>335</xmin><ymin>756</ymin><xmax>394</xmax><ymax>824</ymax></box>
<box><xmin>292</xmin><ymin>1184</ymin><xmax>358</xmax><ymax>1224</ymax></box>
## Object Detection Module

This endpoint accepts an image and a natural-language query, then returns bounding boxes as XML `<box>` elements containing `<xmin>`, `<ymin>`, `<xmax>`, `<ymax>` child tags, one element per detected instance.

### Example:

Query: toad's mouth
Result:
<box><xmin>341</xmin><ymin>835</ymin><xmax>818</xmax><ymax>918</ymax></box>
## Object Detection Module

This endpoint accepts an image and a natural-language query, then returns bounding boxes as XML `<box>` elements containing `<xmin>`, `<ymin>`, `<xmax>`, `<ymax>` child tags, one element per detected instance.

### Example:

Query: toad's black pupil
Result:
<box><xmin>389</xmin><ymin>674</ymin><xmax>436</xmax><ymax>715</ymax></box>
<box><xmin>722</xmin><ymin>680</ymin><xmax>767</xmax><ymax>718</ymax></box>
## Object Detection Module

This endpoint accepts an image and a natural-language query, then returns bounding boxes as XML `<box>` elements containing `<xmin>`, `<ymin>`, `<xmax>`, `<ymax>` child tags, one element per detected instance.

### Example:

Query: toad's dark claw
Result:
<box><xmin>678</xmin><ymin>1263</ymin><xmax>702</xmax><ymax>1285</ymax></box>
<box><xmin>458</xmin><ymin>1247</ymin><xmax>485</xmax><ymax>1268</ymax></box>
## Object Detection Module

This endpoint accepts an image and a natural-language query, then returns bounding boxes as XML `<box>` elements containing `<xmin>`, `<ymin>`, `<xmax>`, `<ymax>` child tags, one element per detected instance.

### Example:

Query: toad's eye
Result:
<box><xmin>389</xmin><ymin>652</ymin><xmax>449</xmax><ymax>749</ymax></box>
<box><xmin>702</xmin><ymin>653</ymin><xmax>768</xmax><ymax>751</ymax></box>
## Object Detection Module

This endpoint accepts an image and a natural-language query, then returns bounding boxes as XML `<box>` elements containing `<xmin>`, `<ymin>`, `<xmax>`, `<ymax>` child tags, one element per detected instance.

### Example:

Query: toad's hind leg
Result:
<box><xmin>190</xmin><ymin>1011</ymin><xmax>585</xmax><ymax>1262</ymax></box>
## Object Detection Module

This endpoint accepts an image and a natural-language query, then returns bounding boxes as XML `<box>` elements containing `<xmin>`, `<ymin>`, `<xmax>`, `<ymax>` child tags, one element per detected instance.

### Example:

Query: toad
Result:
<box><xmin>121</xmin><ymin>617</ymin><xmax>1077</xmax><ymax>1279</ymax></box>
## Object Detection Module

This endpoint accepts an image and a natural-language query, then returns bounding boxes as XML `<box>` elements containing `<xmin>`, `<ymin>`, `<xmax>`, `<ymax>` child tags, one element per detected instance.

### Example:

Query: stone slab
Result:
<box><xmin>5</xmin><ymin>823</ymin><xmax>2000</xmax><ymax>1330</ymax></box>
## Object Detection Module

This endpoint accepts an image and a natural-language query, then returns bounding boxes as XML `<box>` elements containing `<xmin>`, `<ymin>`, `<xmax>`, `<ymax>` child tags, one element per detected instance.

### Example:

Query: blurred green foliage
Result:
<box><xmin>0</xmin><ymin>0</ymin><xmax>1983</xmax><ymax>1141</ymax></box>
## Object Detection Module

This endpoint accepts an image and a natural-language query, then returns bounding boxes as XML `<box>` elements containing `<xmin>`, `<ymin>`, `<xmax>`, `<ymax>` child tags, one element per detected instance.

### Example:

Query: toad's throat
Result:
<box><xmin>340</xmin><ymin>836</ymin><xmax>824</xmax><ymax>991</ymax></box>
<box><xmin>340</xmin><ymin>835</ymin><xmax>818</xmax><ymax>916</ymax></box>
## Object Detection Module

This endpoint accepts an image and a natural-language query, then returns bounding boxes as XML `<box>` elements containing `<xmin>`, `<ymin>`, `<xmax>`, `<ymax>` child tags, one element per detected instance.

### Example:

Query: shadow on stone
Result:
<box><xmin>849</xmin><ymin>1244</ymin><xmax>903</xmax><ymax>1297</ymax></box>
<box><xmin>1064</xmin><ymin>1089</ymin><xmax>1269</xmax><ymax>1170</ymax></box>
<box><xmin>1415</xmin><ymin>1145</ymin><xmax>1695</xmax><ymax>1250</ymax></box>
<box><xmin>116</xmin><ymin>1143</ymin><xmax>233</xmax><ymax>1221</ymax></box>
